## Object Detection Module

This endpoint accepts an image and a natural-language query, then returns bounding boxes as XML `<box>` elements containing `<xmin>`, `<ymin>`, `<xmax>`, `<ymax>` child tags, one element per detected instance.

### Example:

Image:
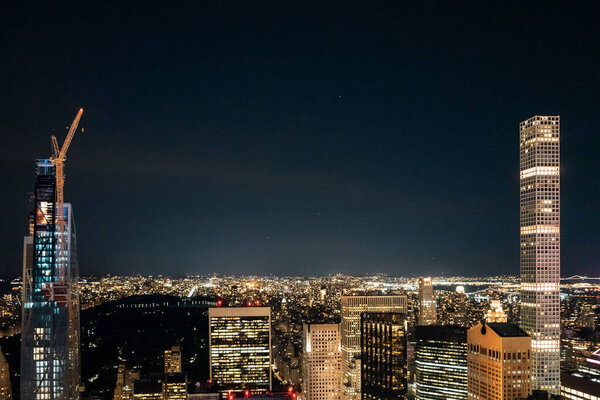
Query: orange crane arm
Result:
<box><xmin>58</xmin><ymin>108</ymin><xmax>83</xmax><ymax>160</ymax></box>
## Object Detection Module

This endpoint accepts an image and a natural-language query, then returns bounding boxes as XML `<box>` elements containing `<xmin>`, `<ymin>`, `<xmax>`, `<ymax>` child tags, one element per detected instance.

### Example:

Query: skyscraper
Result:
<box><xmin>164</xmin><ymin>346</ymin><xmax>182</xmax><ymax>373</ymax></box>
<box><xmin>417</xmin><ymin>278</ymin><xmax>436</xmax><ymax>326</ymax></box>
<box><xmin>21</xmin><ymin>160</ymin><xmax>80</xmax><ymax>400</ymax></box>
<box><xmin>519</xmin><ymin>115</ymin><xmax>561</xmax><ymax>393</ymax></box>
<box><xmin>114</xmin><ymin>365</ymin><xmax>140</xmax><ymax>400</ymax></box>
<box><xmin>209</xmin><ymin>307</ymin><xmax>271</xmax><ymax>394</ymax></box>
<box><xmin>341</xmin><ymin>295</ymin><xmax>407</xmax><ymax>400</ymax></box>
<box><xmin>301</xmin><ymin>323</ymin><xmax>342</xmax><ymax>400</ymax></box>
<box><xmin>467</xmin><ymin>322</ymin><xmax>532</xmax><ymax>400</ymax></box>
<box><xmin>360</xmin><ymin>312</ymin><xmax>407</xmax><ymax>400</ymax></box>
<box><xmin>0</xmin><ymin>347</ymin><xmax>12</xmax><ymax>400</ymax></box>
<box><xmin>415</xmin><ymin>325</ymin><xmax>467</xmax><ymax>400</ymax></box>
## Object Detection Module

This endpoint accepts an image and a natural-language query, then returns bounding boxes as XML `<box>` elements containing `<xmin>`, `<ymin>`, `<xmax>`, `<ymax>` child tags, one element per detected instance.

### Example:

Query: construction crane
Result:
<box><xmin>44</xmin><ymin>108</ymin><xmax>83</xmax><ymax>303</ymax></box>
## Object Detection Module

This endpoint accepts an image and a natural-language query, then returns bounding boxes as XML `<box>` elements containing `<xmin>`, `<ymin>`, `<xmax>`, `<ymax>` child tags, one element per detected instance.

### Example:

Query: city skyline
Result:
<box><xmin>0</xmin><ymin>1</ymin><xmax>599</xmax><ymax>278</ymax></box>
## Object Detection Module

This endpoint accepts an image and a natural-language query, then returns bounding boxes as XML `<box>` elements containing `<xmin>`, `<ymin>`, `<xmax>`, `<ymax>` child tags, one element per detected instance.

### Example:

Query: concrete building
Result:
<box><xmin>519</xmin><ymin>115</ymin><xmax>561</xmax><ymax>393</ymax></box>
<box><xmin>301</xmin><ymin>323</ymin><xmax>341</xmax><ymax>400</ymax></box>
<box><xmin>341</xmin><ymin>295</ymin><xmax>407</xmax><ymax>400</ymax></box>
<box><xmin>467</xmin><ymin>322</ymin><xmax>532</xmax><ymax>400</ymax></box>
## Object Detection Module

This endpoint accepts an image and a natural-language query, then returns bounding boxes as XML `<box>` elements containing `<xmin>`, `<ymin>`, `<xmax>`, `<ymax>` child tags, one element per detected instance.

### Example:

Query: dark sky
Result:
<box><xmin>1</xmin><ymin>1</ymin><xmax>598</xmax><ymax>278</ymax></box>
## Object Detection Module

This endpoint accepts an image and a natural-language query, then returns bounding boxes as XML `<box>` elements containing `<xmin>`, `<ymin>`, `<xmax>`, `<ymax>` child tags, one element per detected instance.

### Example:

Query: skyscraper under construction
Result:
<box><xmin>21</xmin><ymin>109</ymin><xmax>83</xmax><ymax>400</ymax></box>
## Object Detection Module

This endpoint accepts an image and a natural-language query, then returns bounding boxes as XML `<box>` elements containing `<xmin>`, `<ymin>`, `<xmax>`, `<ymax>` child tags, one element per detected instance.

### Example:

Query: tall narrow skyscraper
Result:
<box><xmin>301</xmin><ymin>323</ymin><xmax>342</xmax><ymax>400</ymax></box>
<box><xmin>417</xmin><ymin>278</ymin><xmax>436</xmax><ymax>326</ymax></box>
<box><xmin>341</xmin><ymin>295</ymin><xmax>407</xmax><ymax>400</ymax></box>
<box><xmin>519</xmin><ymin>115</ymin><xmax>561</xmax><ymax>394</ymax></box>
<box><xmin>361</xmin><ymin>312</ymin><xmax>407</xmax><ymax>400</ymax></box>
<box><xmin>21</xmin><ymin>160</ymin><xmax>80</xmax><ymax>400</ymax></box>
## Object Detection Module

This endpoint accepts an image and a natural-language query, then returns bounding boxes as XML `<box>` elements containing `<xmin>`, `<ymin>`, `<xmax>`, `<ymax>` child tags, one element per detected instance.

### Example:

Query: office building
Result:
<box><xmin>133</xmin><ymin>377</ymin><xmax>164</xmax><ymax>400</ymax></box>
<box><xmin>341</xmin><ymin>295</ymin><xmax>407</xmax><ymax>400</ymax></box>
<box><xmin>467</xmin><ymin>322</ymin><xmax>532</xmax><ymax>400</ymax></box>
<box><xmin>361</xmin><ymin>312</ymin><xmax>407</xmax><ymax>400</ymax></box>
<box><xmin>485</xmin><ymin>300</ymin><xmax>507</xmax><ymax>323</ymax></box>
<box><xmin>0</xmin><ymin>347</ymin><xmax>11</xmax><ymax>400</ymax></box>
<box><xmin>560</xmin><ymin>348</ymin><xmax>600</xmax><ymax>400</ymax></box>
<box><xmin>519</xmin><ymin>115</ymin><xmax>561</xmax><ymax>393</ymax></box>
<box><xmin>21</xmin><ymin>160</ymin><xmax>80</xmax><ymax>400</ymax></box>
<box><xmin>415</xmin><ymin>325</ymin><xmax>467</xmax><ymax>400</ymax></box>
<box><xmin>114</xmin><ymin>365</ymin><xmax>140</xmax><ymax>400</ymax></box>
<box><xmin>164</xmin><ymin>373</ymin><xmax>187</xmax><ymax>400</ymax></box>
<box><xmin>209</xmin><ymin>307</ymin><xmax>271</xmax><ymax>393</ymax></box>
<box><xmin>164</xmin><ymin>346</ymin><xmax>182</xmax><ymax>373</ymax></box>
<box><xmin>418</xmin><ymin>278</ymin><xmax>436</xmax><ymax>326</ymax></box>
<box><xmin>301</xmin><ymin>323</ymin><xmax>342</xmax><ymax>400</ymax></box>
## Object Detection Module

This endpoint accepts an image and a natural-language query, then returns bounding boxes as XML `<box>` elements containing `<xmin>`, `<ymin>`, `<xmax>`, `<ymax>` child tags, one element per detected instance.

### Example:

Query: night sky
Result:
<box><xmin>1</xmin><ymin>1</ymin><xmax>598</xmax><ymax>278</ymax></box>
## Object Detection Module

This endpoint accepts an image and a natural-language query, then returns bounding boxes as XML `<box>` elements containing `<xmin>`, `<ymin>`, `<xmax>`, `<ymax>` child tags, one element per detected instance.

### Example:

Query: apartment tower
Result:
<box><xmin>519</xmin><ymin>115</ymin><xmax>561</xmax><ymax>393</ymax></box>
<box><xmin>341</xmin><ymin>295</ymin><xmax>407</xmax><ymax>400</ymax></box>
<box><xmin>301</xmin><ymin>323</ymin><xmax>342</xmax><ymax>400</ymax></box>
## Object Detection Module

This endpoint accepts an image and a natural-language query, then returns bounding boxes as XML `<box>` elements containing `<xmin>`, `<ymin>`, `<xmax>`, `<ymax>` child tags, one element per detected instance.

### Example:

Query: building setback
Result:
<box><xmin>415</xmin><ymin>325</ymin><xmax>467</xmax><ymax>400</ymax></box>
<box><xmin>519</xmin><ymin>115</ymin><xmax>561</xmax><ymax>394</ymax></box>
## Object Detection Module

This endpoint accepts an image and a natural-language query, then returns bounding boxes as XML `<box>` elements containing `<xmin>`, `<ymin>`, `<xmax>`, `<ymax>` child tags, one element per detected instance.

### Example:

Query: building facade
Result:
<box><xmin>417</xmin><ymin>278</ymin><xmax>436</xmax><ymax>326</ymax></box>
<box><xmin>360</xmin><ymin>312</ymin><xmax>407</xmax><ymax>400</ymax></box>
<box><xmin>415</xmin><ymin>325</ymin><xmax>467</xmax><ymax>400</ymax></box>
<box><xmin>485</xmin><ymin>301</ymin><xmax>507</xmax><ymax>323</ymax></box>
<box><xmin>0</xmin><ymin>347</ymin><xmax>11</xmax><ymax>400</ymax></box>
<box><xmin>467</xmin><ymin>322</ymin><xmax>532</xmax><ymax>400</ymax></box>
<box><xmin>341</xmin><ymin>295</ymin><xmax>407</xmax><ymax>400</ymax></box>
<box><xmin>519</xmin><ymin>115</ymin><xmax>561</xmax><ymax>393</ymax></box>
<box><xmin>209</xmin><ymin>307</ymin><xmax>272</xmax><ymax>393</ymax></box>
<box><xmin>301</xmin><ymin>323</ymin><xmax>342</xmax><ymax>400</ymax></box>
<box><xmin>21</xmin><ymin>160</ymin><xmax>80</xmax><ymax>400</ymax></box>
<box><xmin>164</xmin><ymin>346</ymin><xmax>182</xmax><ymax>373</ymax></box>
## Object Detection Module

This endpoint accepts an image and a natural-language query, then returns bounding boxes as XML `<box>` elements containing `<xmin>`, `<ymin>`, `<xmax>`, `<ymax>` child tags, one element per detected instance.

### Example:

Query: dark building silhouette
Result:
<box><xmin>360</xmin><ymin>312</ymin><xmax>407</xmax><ymax>400</ymax></box>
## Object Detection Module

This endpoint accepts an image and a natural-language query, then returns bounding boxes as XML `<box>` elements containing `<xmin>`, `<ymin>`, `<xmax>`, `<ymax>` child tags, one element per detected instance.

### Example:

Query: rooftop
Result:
<box><xmin>485</xmin><ymin>322</ymin><xmax>529</xmax><ymax>338</ymax></box>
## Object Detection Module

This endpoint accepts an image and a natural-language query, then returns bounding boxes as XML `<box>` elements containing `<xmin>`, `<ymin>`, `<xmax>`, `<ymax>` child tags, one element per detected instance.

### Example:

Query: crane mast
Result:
<box><xmin>49</xmin><ymin>108</ymin><xmax>83</xmax><ymax>294</ymax></box>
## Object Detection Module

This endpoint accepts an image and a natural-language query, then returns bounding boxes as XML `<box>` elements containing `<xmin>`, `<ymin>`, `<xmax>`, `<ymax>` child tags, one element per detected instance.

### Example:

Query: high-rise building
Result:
<box><xmin>467</xmin><ymin>322</ymin><xmax>532</xmax><ymax>400</ymax></box>
<box><xmin>418</xmin><ymin>278</ymin><xmax>436</xmax><ymax>326</ymax></box>
<box><xmin>21</xmin><ymin>160</ymin><xmax>80</xmax><ymax>400</ymax></box>
<box><xmin>301</xmin><ymin>323</ymin><xmax>342</xmax><ymax>400</ymax></box>
<box><xmin>415</xmin><ymin>325</ymin><xmax>467</xmax><ymax>400</ymax></box>
<box><xmin>133</xmin><ymin>377</ymin><xmax>164</xmax><ymax>400</ymax></box>
<box><xmin>209</xmin><ymin>307</ymin><xmax>272</xmax><ymax>394</ymax></box>
<box><xmin>114</xmin><ymin>365</ymin><xmax>140</xmax><ymax>400</ymax></box>
<box><xmin>360</xmin><ymin>312</ymin><xmax>407</xmax><ymax>400</ymax></box>
<box><xmin>164</xmin><ymin>346</ymin><xmax>182</xmax><ymax>373</ymax></box>
<box><xmin>519</xmin><ymin>115</ymin><xmax>561</xmax><ymax>393</ymax></box>
<box><xmin>164</xmin><ymin>373</ymin><xmax>187</xmax><ymax>400</ymax></box>
<box><xmin>0</xmin><ymin>347</ymin><xmax>12</xmax><ymax>400</ymax></box>
<box><xmin>341</xmin><ymin>295</ymin><xmax>407</xmax><ymax>400</ymax></box>
<box><xmin>485</xmin><ymin>300</ymin><xmax>508</xmax><ymax>323</ymax></box>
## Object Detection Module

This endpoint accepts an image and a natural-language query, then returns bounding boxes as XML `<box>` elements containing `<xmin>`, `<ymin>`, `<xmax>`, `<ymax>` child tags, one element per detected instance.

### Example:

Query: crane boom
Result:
<box><xmin>59</xmin><ymin>108</ymin><xmax>83</xmax><ymax>160</ymax></box>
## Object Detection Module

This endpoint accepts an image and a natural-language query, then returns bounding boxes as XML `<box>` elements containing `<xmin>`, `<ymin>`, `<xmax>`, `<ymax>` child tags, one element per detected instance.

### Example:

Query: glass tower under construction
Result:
<box><xmin>21</xmin><ymin>160</ymin><xmax>80</xmax><ymax>400</ymax></box>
